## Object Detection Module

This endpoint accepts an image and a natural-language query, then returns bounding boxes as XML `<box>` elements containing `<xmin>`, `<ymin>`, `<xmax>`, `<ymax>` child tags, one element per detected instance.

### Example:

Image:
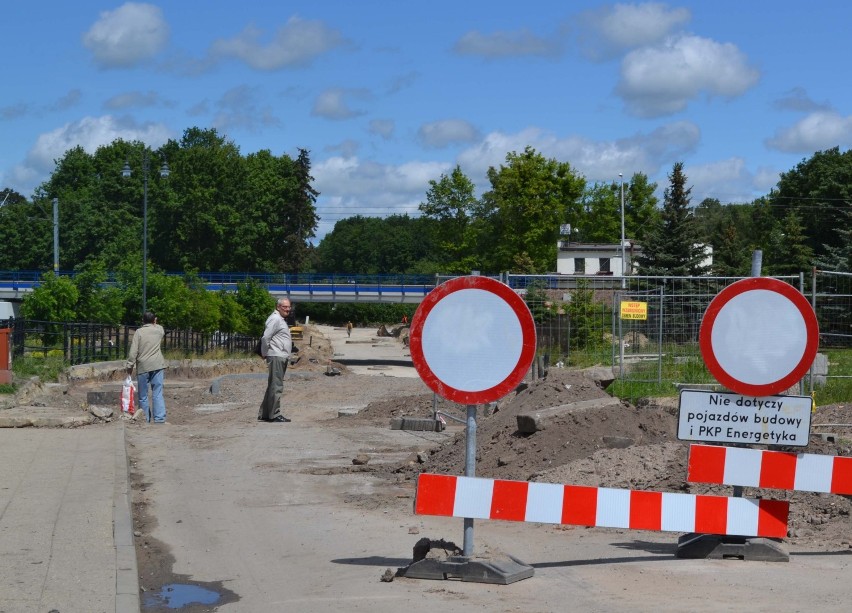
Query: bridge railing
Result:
<box><xmin>0</xmin><ymin>270</ymin><xmax>440</xmax><ymax>289</ymax></box>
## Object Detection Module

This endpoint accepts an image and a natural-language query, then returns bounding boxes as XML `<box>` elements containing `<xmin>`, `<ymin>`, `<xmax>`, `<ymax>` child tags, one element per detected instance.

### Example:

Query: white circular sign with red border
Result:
<box><xmin>410</xmin><ymin>276</ymin><xmax>537</xmax><ymax>404</ymax></box>
<box><xmin>699</xmin><ymin>277</ymin><xmax>819</xmax><ymax>397</ymax></box>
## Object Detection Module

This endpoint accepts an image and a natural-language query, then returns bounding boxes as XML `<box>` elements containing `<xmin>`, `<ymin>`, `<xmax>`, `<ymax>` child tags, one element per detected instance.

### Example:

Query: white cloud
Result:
<box><xmin>575</xmin><ymin>2</ymin><xmax>691</xmax><ymax>60</ymax></box>
<box><xmin>753</xmin><ymin>166</ymin><xmax>781</xmax><ymax>192</ymax></box>
<box><xmin>686</xmin><ymin>157</ymin><xmax>752</xmax><ymax>203</ymax></box>
<box><xmin>387</xmin><ymin>72</ymin><xmax>419</xmax><ymax>95</ymax></box>
<box><xmin>773</xmin><ymin>87</ymin><xmax>831</xmax><ymax>113</ymax></box>
<box><xmin>326</xmin><ymin>139</ymin><xmax>360</xmax><ymax>158</ymax></box>
<box><xmin>312</xmin><ymin>156</ymin><xmax>450</xmax><ymax>240</ymax></box>
<box><xmin>456</xmin><ymin>121</ymin><xmax>700</xmax><ymax>186</ymax></box>
<box><xmin>6</xmin><ymin>115</ymin><xmax>172</xmax><ymax>196</ymax></box>
<box><xmin>103</xmin><ymin>91</ymin><xmax>175</xmax><ymax>110</ymax></box>
<box><xmin>617</xmin><ymin>34</ymin><xmax>760</xmax><ymax>117</ymax></box>
<box><xmin>453</xmin><ymin>29</ymin><xmax>561</xmax><ymax>59</ymax></box>
<box><xmin>311</xmin><ymin>89</ymin><xmax>367</xmax><ymax>120</ymax></box>
<box><xmin>765</xmin><ymin>111</ymin><xmax>852</xmax><ymax>153</ymax></box>
<box><xmin>211</xmin><ymin>86</ymin><xmax>279</xmax><ymax>133</ymax></box>
<box><xmin>307</xmin><ymin>121</ymin><xmax>723</xmax><ymax>242</ymax></box>
<box><xmin>210</xmin><ymin>17</ymin><xmax>345</xmax><ymax>70</ymax></box>
<box><xmin>368</xmin><ymin>119</ymin><xmax>395</xmax><ymax>139</ymax></box>
<box><xmin>50</xmin><ymin>90</ymin><xmax>83</xmax><ymax>112</ymax></box>
<box><xmin>1</xmin><ymin>103</ymin><xmax>29</xmax><ymax>120</ymax></box>
<box><xmin>673</xmin><ymin>158</ymin><xmax>780</xmax><ymax>205</ymax></box>
<box><xmin>82</xmin><ymin>2</ymin><xmax>169</xmax><ymax>69</ymax></box>
<box><xmin>418</xmin><ymin>119</ymin><xmax>480</xmax><ymax>148</ymax></box>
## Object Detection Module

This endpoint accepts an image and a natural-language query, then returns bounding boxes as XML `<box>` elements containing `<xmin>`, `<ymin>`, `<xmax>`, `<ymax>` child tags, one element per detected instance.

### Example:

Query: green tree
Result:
<box><xmin>577</xmin><ymin>182</ymin><xmax>620</xmax><ymax>242</ymax></box>
<box><xmin>23</xmin><ymin>127</ymin><xmax>320</xmax><ymax>276</ymax></box>
<box><xmin>765</xmin><ymin>210</ymin><xmax>814</xmax><ymax>275</ymax></box>
<box><xmin>624</xmin><ymin>173</ymin><xmax>660</xmax><ymax>244</ymax></box>
<box><xmin>314</xmin><ymin>214</ymin><xmax>433</xmax><ymax>274</ymax></box>
<box><xmin>156</xmin><ymin>128</ymin><xmax>245</xmax><ymax>271</ymax></box>
<box><xmin>770</xmin><ymin>147</ymin><xmax>852</xmax><ymax>262</ymax></box>
<box><xmin>480</xmin><ymin>147</ymin><xmax>585</xmax><ymax>273</ymax></box>
<box><xmin>818</xmin><ymin>206</ymin><xmax>852</xmax><ymax>271</ymax></box>
<box><xmin>20</xmin><ymin>273</ymin><xmax>79</xmax><ymax>322</ymax></box>
<box><xmin>0</xmin><ymin>189</ymin><xmax>51</xmax><ymax>270</ymax></box>
<box><xmin>35</xmin><ymin>143</ymin><xmax>146</xmax><ymax>273</ymax></box>
<box><xmin>217</xmin><ymin>291</ymin><xmax>249</xmax><ymax>334</ymax></box>
<box><xmin>233</xmin><ymin>278</ymin><xmax>277</xmax><ymax>335</ymax></box>
<box><xmin>418</xmin><ymin>165</ymin><xmax>478</xmax><ymax>268</ymax></box>
<box><xmin>637</xmin><ymin>162</ymin><xmax>707</xmax><ymax>276</ymax></box>
<box><xmin>565</xmin><ymin>280</ymin><xmax>604</xmax><ymax>349</ymax></box>
<box><xmin>694</xmin><ymin>198</ymin><xmax>752</xmax><ymax>275</ymax></box>
<box><xmin>72</xmin><ymin>261</ymin><xmax>124</xmax><ymax>324</ymax></box>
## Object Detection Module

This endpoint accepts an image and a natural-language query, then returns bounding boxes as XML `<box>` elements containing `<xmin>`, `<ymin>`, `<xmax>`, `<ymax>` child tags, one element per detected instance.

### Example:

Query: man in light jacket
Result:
<box><xmin>126</xmin><ymin>311</ymin><xmax>167</xmax><ymax>423</ymax></box>
<box><xmin>258</xmin><ymin>298</ymin><xmax>293</xmax><ymax>423</ymax></box>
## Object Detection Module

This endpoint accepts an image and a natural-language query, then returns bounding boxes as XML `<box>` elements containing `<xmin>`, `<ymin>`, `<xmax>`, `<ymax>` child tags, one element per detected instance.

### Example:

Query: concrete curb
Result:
<box><xmin>114</xmin><ymin>423</ymin><xmax>140</xmax><ymax>613</ymax></box>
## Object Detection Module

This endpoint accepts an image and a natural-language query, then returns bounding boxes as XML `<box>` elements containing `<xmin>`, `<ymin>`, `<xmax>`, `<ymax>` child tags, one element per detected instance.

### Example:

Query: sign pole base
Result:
<box><xmin>676</xmin><ymin>533</ymin><xmax>789</xmax><ymax>562</ymax></box>
<box><xmin>401</xmin><ymin>554</ymin><xmax>534</xmax><ymax>584</ymax></box>
<box><xmin>400</xmin><ymin>537</ymin><xmax>534</xmax><ymax>584</ymax></box>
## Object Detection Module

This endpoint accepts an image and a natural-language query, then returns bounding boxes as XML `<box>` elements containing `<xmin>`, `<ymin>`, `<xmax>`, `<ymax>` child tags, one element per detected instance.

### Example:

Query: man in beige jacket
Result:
<box><xmin>126</xmin><ymin>311</ymin><xmax>167</xmax><ymax>423</ymax></box>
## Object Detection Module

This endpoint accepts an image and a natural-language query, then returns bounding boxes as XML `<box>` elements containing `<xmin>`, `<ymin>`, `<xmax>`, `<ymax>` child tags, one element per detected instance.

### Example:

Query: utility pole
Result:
<box><xmin>53</xmin><ymin>198</ymin><xmax>59</xmax><ymax>272</ymax></box>
<box><xmin>619</xmin><ymin>173</ymin><xmax>626</xmax><ymax>289</ymax></box>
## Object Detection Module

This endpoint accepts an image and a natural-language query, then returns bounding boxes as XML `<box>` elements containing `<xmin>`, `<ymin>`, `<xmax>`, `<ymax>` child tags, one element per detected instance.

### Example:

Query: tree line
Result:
<box><xmin>1</xmin><ymin>125</ymin><xmax>850</xmax><ymax>330</ymax></box>
<box><xmin>316</xmin><ymin>147</ymin><xmax>852</xmax><ymax>278</ymax></box>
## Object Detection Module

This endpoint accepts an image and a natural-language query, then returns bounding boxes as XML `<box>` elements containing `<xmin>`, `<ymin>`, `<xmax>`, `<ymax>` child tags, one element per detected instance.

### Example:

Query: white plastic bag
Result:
<box><xmin>121</xmin><ymin>375</ymin><xmax>136</xmax><ymax>415</ymax></box>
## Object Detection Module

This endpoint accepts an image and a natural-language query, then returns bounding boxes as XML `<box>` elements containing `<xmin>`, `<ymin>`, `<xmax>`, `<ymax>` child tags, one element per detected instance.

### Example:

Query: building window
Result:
<box><xmin>575</xmin><ymin>258</ymin><xmax>585</xmax><ymax>274</ymax></box>
<box><xmin>599</xmin><ymin>257</ymin><xmax>610</xmax><ymax>273</ymax></box>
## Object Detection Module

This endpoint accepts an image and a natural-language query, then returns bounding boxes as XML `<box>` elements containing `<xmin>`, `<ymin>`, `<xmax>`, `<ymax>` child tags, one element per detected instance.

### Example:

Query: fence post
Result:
<box><xmin>657</xmin><ymin>285</ymin><xmax>664</xmax><ymax>384</ymax></box>
<box><xmin>810</xmin><ymin>267</ymin><xmax>817</xmax><ymax>397</ymax></box>
<box><xmin>64</xmin><ymin>321</ymin><xmax>70</xmax><ymax>362</ymax></box>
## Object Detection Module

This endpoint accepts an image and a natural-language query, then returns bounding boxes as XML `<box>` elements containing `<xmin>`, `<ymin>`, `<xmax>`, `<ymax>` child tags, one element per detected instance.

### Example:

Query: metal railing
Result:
<box><xmin>4</xmin><ymin>319</ymin><xmax>260</xmax><ymax>366</ymax></box>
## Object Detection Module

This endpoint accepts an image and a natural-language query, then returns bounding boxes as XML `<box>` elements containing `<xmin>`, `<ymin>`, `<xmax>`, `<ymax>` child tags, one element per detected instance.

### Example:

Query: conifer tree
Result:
<box><xmin>636</xmin><ymin>162</ymin><xmax>707</xmax><ymax>276</ymax></box>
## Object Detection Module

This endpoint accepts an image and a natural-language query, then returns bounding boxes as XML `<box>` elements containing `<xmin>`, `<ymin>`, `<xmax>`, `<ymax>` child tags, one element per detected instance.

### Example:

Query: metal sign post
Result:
<box><xmin>403</xmin><ymin>276</ymin><xmax>537</xmax><ymax>583</ymax></box>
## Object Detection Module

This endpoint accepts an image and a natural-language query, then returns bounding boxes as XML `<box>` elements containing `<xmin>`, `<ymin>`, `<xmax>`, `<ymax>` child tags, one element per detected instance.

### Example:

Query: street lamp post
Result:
<box><xmin>52</xmin><ymin>198</ymin><xmax>59</xmax><ymax>273</ymax></box>
<box><xmin>123</xmin><ymin>151</ymin><xmax>169</xmax><ymax>314</ymax></box>
<box><xmin>619</xmin><ymin>173</ymin><xmax>626</xmax><ymax>289</ymax></box>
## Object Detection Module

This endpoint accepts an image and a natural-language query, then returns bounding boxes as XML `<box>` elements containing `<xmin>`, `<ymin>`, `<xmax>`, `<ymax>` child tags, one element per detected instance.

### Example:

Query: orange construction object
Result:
<box><xmin>0</xmin><ymin>327</ymin><xmax>11</xmax><ymax>384</ymax></box>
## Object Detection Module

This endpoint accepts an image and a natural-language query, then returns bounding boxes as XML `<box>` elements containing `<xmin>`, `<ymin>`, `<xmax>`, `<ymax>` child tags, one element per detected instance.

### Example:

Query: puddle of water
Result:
<box><xmin>143</xmin><ymin>583</ymin><xmax>221</xmax><ymax>609</ymax></box>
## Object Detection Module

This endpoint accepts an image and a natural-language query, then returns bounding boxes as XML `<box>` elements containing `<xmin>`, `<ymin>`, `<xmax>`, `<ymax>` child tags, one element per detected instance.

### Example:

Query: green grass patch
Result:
<box><xmin>608</xmin><ymin>380</ymin><xmax>677</xmax><ymax>404</ymax></box>
<box><xmin>813</xmin><ymin>348</ymin><xmax>852</xmax><ymax>406</ymax></box>
<box><xmin>10</xmin><ymin>354</ymin><xmax>66</xmax><ymax>385</ymax></box>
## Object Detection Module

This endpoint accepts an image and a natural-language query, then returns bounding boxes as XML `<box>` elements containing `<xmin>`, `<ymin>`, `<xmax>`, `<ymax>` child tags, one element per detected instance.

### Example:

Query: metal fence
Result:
<box><xmin>3</xmin><ymin>270</ymin><xmax>849</xmax><ymax>390</ymax></box>
<box><xmin>515</xmin><ymin>273</ymin><xmax>852</xmax><ymax>393</ymax></box>
<box><xmin>811</xmin><ymin>270</ymin><xmax>852</xmax><ymax>348</ymax></box>
<box><xmin>4</xmin><ymin>319</ymin><xmax>259</xmax><ymax>366</ymax></box>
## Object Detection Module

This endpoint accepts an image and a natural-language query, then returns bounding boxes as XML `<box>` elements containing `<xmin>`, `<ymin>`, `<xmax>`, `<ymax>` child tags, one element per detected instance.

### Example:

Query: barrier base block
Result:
<box><xmin>401</xmin><ymin>555</ymin><xmax>534</xmax><ymax>584</ymax></box>
<box><xmin>676</xmin><ymin>533</ymin><xmax>789</xmax><ymax>562</ymax></box>
<box><xmin>390</xmin><ymin>417</ymin><xmax>445</xmax><ymax>432</ymax></box>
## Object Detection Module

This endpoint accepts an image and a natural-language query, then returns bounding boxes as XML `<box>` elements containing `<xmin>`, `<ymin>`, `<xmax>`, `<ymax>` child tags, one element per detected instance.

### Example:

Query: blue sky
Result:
<box><xmin>3</xmin><ymin>1</ymin><xmax>852</xmax><ymax>242</ymax></box>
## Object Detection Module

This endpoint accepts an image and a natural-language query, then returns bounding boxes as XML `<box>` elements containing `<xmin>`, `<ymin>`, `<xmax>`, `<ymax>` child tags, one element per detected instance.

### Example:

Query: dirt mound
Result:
<box><xmin>354</xmin><ymin>368</ymin><xmax>852</xmax><ymax>549</ymax></box>
<box><xmin>376</xmin><ymin>369</ymin><xmax>677</xmax><ymax>482</ymax></box>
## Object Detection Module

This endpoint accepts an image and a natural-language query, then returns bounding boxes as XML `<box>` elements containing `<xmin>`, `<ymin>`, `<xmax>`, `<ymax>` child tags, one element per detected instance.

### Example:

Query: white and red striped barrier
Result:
<box><xmin>688</xmin><ymin>444</ymin><xmax>852</xmax><ymax>494</ymax></box>
<box><xmin>415</xmin><ymin>473</ymin><xmax>788</xmax><ymax>538</ymax></box>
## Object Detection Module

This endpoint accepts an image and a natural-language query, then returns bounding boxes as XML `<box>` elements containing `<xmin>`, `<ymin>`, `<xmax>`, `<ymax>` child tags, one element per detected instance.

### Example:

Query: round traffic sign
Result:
<box><xmin>409</xmin><ymin>276</ymin><xmax>537</xmax><ymax>404</ymax></box>
<box><xmin>699</xmin><ymin>277</ymin><xmax>819</xmax><ymax>396</ymax></box>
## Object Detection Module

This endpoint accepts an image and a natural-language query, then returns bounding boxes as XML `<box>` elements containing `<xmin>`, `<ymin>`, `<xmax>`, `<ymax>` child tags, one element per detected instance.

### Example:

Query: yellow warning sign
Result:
<box><xmin>620</xmin><ymin>301</ymin><xmax>647</xmax><ymax>320</ymax></box>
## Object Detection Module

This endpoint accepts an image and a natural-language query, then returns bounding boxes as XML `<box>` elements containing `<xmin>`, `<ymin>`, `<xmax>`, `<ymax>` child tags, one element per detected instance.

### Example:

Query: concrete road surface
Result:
<box><xmin>127</xmin><ymin>325</ymin><xmax>852</xmax><ymax>612</ymax></box>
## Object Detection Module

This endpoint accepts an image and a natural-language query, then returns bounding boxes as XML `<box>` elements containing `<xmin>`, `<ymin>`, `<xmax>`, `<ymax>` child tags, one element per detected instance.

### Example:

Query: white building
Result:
<box><xmin>555</xmin><ymin>240</ymin><xmax>712</xmax><ymax>276</ymax></box>
<box><xmin>556</xmin><ymin>240</ymin><xmax>640</xmax><ymax>276</ymax></box>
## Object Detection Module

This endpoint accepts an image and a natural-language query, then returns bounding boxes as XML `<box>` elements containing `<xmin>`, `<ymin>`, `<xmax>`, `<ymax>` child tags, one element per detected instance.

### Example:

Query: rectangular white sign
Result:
<box><xmin>677</xmin><ymin>390</ymin><xmax>812</xmax><ymax>447</ymax></box>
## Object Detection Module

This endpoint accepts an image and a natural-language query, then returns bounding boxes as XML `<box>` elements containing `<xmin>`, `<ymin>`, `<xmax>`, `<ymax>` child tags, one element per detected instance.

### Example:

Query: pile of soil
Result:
<box><xmin>351</xmin><ymin>367</ymin><xmax>852</xmax><ymax>551</ymax></box>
